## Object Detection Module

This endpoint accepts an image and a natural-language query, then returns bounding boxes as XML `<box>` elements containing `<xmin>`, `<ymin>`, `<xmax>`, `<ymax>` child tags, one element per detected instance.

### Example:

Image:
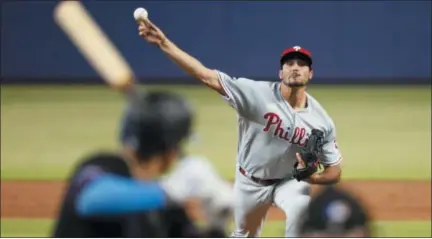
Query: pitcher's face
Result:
<box><xmin>279</xmin><ymin>59</ymin><xmax>313</xmax><ymax>87</ymax></box>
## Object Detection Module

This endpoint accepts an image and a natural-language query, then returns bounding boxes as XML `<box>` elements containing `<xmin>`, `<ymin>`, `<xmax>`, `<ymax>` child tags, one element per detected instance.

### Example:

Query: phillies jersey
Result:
<box><xmin>216</xmin><ymin>70</ymin><xmax>343</xmax><ymax>179</ymax></box>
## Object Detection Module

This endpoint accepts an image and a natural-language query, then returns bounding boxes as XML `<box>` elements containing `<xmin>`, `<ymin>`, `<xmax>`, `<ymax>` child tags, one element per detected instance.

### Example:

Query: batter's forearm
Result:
<box><xmin>158</xmin><ymin>39</ymin><xmax>223</xmax><ymax>93</ymax></box>
<box><xmin>76</xmin><ymin>175</ymin><xmax>166</xmax><ymax>217</ymax></box>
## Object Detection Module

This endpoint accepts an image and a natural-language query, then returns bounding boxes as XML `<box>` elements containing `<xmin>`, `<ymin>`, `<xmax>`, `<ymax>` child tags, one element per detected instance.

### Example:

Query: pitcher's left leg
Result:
<box><xmin>273</xmin><ymin>179</ymin><xmax>311</xmax><ymax>237</ymax></box>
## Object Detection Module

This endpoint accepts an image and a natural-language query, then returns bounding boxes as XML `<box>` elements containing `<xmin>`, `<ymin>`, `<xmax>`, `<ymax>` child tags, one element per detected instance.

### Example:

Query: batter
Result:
<box><xmin>136</xmin><ymin>18</ymin><xmax>343</xmax><ymax>237</ymax></box>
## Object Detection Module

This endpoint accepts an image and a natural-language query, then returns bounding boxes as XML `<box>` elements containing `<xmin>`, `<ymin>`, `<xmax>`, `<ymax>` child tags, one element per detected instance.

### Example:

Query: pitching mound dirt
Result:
<box><xmin>1</xmin><ymin>180</ymin><xmax>430</xmax><ymax>221</ymax></box>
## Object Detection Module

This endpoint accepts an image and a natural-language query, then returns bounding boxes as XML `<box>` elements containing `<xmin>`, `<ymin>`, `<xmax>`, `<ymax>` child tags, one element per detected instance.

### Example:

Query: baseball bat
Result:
<box><xmin>53</xmin><ymin>1</ymin><xmax>137</xmax><ymax>95</ymax></box>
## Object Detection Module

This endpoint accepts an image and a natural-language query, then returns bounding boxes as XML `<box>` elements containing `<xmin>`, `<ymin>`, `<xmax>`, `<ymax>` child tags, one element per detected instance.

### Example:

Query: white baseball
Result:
<box><xmin>133</xmin><ymin>7</ymin><xmax>148</xmax><ymax>21</ymax></box>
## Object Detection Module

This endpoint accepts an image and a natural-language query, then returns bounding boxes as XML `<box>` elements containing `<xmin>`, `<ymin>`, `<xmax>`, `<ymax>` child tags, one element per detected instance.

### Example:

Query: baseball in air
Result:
<box><xmin>133</xmin><ymin>7</ymin><xmax>148</xmax><ymax>21</ymax></box>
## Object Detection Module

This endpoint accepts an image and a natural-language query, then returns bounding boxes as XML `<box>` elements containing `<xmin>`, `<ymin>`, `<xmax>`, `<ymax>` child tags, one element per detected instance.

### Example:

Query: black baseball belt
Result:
<box><xmin>238</xmin><ymin>167</ymin><xmax>287</xmax><ymax>186</ymax></box>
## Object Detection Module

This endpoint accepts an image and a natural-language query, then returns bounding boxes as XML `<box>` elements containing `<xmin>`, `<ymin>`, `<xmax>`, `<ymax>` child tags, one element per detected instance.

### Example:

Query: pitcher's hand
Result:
<box><xmin>137</xmin><ymin>19</ymin><xmax>167</xmax><ymax>46</ymax></box>
<box><xmin>295</xmin><ymin>152</ymin><xmax>319</xmax><ymax>183</ymax></box>
<box><xmin>295</xmin><ymin>153</ymin><xmax>306</xmax><ymax>169</ymax></box>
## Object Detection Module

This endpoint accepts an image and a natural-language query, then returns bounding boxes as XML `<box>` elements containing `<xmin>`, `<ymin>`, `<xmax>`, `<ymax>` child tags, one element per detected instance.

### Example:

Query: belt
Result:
<box><xmin>238</xmin><ymin>167</ymin><xmax>283</xmax><ymax>186</ymax></box>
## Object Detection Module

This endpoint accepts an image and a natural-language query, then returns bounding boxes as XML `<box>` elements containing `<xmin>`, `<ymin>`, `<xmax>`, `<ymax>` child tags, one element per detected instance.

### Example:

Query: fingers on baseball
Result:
<box><xmin>142</xmin><ymin>18</ymin><xmax>156</xmax><ymax>29</ymax></box>
<box><xmin>137</xmin><ymin>18</ymin><xmax>152</xmax><ymax>30</ymax></box>
<box><xmin>138</xmin><ymin>24</ymin><xmax>145</xmax><ymax>35</ymax></box>
<box><xmin>138</xmin><ymin>24</ymin><xmax>157</xmax><ymax>38</ymax></box>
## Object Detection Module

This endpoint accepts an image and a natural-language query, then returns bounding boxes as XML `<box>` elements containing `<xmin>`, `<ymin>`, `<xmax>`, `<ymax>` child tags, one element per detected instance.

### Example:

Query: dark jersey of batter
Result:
<box><xmin>51</xmin><ymin>152</ymin><xmax>224</xmax><ymax>237</ymax></box>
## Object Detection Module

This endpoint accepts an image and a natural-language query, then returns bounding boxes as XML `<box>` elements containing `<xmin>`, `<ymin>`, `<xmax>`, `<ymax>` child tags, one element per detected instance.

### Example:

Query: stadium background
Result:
<box><xmin>1</xmin><ymin>1</ymin><xmax>431</xmax><ymax>237</ymax></box>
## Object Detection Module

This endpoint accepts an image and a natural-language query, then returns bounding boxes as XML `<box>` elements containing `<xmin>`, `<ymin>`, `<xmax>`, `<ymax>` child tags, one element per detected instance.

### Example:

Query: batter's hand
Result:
<box><xmin>137</xmin><ymin>19</ymin><xmax>167</xmax><ymax>46</ymax></box>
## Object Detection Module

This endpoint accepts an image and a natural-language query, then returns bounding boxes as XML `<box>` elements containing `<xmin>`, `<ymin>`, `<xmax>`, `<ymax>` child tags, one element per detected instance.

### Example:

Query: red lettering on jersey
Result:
<box><xmin>263</xmin><ymin>112</ymin><xmax>308</xmax><ymax>145</ymax></box>
<box><xmin>290</xmin><ymin>127</ymin><xmax>300</xmax><ymax>144</ymax></box>
<box><xmin>263</xmin><ymin>112</ymin><xmax>280</xmax><ymax>132</ymax></box>
<box><xmin>263</xmin><ymin>112</ymin><xmax>291</xmax><ymax>140</ymax></box>
<box><xmin>297</xmin><ymin>128</ymin><xmax>308</xmax><ymax>146</ymax></box>
<box><xmin>290</xmin><ymin>127</ymin><xmax>307</xmax><ymax>146</ymax></box>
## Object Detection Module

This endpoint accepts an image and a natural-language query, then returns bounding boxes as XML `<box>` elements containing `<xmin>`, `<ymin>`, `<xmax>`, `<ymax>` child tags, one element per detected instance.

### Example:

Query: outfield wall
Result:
<box><xmin>2</xmin><ymin>77</ymin><xmax>430</xmax><ymax>85</ymax></box>
<box><xmin>1</xmin><ymin>1</ymin><xmax>431</xmax><ymax>85</ymax></box>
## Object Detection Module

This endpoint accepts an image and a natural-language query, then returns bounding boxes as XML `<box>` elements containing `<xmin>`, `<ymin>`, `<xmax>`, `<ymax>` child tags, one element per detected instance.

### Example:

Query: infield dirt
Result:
<box><xmin>1</xmin><ymin>180</ymin><xmax>431</xmax><ymax>221</ymax></box>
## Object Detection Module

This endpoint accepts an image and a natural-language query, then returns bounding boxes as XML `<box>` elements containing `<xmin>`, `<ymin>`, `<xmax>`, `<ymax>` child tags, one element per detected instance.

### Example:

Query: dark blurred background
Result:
<box><xmin>1</xmin><ymin>1</ymin><xmax>431</xmax><ymax>85</ymax></box>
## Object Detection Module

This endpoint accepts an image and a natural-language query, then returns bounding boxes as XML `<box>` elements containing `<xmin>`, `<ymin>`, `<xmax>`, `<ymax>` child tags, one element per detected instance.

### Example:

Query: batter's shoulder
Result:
<box><xmin>74</xmin><ymin>151</ymin><xmax>131</xmax><ymax>177</ymax></box>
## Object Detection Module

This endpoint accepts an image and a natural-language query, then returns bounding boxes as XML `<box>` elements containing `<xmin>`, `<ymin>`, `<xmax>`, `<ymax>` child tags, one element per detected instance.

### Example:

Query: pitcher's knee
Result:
<box><xmin>283</xmin><ymin>196</ymin><xmax>311</xmax><ymax>237</ymax></box>
<box><xmin>284</xmin><ymin>220</ymin><xmax>300</xmax><ymax>237</ymax></box>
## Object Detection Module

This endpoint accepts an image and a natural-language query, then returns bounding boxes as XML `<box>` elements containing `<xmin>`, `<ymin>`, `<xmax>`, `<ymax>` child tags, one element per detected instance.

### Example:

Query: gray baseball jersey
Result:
<box><xmin>216</xmin><ymin>70</ymin><xmax>343</xmax><ymax>179</ymax></box>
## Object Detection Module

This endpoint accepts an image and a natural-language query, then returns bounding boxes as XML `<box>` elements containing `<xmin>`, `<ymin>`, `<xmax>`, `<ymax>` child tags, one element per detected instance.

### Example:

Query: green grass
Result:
<box><xmin>1</xmin><ymin>219</ymin><xmax>430</xmax><ymax>237</ymax></box>
<box><xmin>0</xmin><ymin>219</ymin><xmax>54</xmax><ymax>237</ymax></box>
<box><xmin>1</xmin><ymin>85</ymin><xmax>431</xmax><ymax>180</ymax></box>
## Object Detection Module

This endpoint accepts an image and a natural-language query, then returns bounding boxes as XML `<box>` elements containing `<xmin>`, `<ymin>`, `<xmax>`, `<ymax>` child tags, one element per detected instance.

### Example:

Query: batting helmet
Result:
<box><xmin>119</xmin><ymin>91</ymin><xmax>193</xmax><ymax>159</ymax></box>
<box><xmin>298</xmin><ymin>186</ymin><xmax>372</xmax><ymax>236</ymax></box>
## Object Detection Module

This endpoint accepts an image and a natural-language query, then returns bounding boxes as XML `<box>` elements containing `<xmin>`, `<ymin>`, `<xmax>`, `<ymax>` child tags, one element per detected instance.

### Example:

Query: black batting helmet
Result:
<box><xmin>298</xmin><ymin>186</ymin><xmax>372</xmax><ymax>236</ymax></box>
<box><xmin>119</xmin><ymin>91</ymin><xmax>193</xmax><ymax>159</ymax></box>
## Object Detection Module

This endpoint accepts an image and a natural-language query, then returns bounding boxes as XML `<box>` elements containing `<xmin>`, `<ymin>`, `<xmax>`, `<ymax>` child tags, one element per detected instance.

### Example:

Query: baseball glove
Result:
<box><xmin>292</xmin><ymin>129</ymin><xmax>325</xmax><ymax>181</ymax></box>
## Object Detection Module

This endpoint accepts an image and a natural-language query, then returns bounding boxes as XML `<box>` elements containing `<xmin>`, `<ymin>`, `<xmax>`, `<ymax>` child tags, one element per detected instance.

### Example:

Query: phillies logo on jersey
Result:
<box><xmin>263</xmin><ymin>112</ymin><xmax>308</xmax><ymax>146</ymax></box>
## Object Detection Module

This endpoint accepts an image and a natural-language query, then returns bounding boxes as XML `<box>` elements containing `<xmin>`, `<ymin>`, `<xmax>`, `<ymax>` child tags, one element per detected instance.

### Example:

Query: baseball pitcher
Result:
<box><xmin>136</xmin><ymin>18</ymin><xmax>343</xmax><ymax>237</ymax></box>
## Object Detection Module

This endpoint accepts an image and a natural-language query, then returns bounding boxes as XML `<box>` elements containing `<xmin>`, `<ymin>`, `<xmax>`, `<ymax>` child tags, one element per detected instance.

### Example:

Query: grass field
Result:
<box><xmin>1</xmin><ymin>219</ymin><xmax>431</xmax><ymax>237</ymax></box>
<box><xmin>2</xmin><ymin>85</ymin><xmax>431</xmax><ymax>180</ymax></box>
<box><xmin>1</xmin><ymin>85</ymin><xmax>431</xmax><ymax>237</ymax></box>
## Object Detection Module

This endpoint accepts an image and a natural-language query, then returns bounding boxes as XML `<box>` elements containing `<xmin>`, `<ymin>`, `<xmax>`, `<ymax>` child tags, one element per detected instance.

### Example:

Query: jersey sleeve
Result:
<box><xmin>69</xmin><ymin>156</ymin><xmax>166</xmax><ymax>217</ymax></box>
<box><xmin>320</xmin><ymin>123</ymin><xmax>343</xmax><ymax>166</ymax></box>
<box><xmin>216</xmin><ymin>70</ymin><xmax>260</xmax><ymax>117</ymax></box>
<box><xmin>76</xmin><ymin>174</ymin><xmax>166</xmax><ymax>217</ymax></box>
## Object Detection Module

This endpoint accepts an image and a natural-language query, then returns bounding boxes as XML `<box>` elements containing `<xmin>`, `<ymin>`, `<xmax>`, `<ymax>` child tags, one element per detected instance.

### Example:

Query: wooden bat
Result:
<box><xmin>54</xmin><ymin>1</ymin><xmax>136</xmax><ymax>92</ymax></box>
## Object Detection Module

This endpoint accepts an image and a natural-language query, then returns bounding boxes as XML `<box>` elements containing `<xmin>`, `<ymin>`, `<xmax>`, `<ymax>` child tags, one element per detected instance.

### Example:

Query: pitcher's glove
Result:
<box><xmin>292</xmin><ymin>129</ymin><xmax>325</xmax><ymax>181</ymax></box>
